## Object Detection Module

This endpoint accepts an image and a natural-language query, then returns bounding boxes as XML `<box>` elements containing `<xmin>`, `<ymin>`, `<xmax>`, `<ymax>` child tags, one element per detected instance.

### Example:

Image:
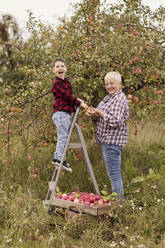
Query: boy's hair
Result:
<box><xmin>52</xmin><ymin>57</ymin><xmax>66</xmax><ymax>67</ymax></box>
<box><xmin>104</xmin><ymin>71</ymin><xmax>122</xmax><ymax>83</ymax></box>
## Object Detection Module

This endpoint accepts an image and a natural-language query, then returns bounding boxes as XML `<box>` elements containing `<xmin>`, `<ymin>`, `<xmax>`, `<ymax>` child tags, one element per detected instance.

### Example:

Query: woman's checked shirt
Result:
<box><xmin>95</xmin><ymin>89</ymin><xmax>129</xmax><ymax>148</ymax></box>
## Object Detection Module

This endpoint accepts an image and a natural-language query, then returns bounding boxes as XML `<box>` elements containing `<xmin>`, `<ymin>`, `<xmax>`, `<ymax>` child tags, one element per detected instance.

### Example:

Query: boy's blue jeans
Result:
<box><xmin>52</xmin><ymin>111</ymin><xmax>72</xmax><ymax>161</ymax></box>
<box><xmin>100</xmin><ymin>143</ymin><xmax>124</xmax><ymax>201</ymax></box>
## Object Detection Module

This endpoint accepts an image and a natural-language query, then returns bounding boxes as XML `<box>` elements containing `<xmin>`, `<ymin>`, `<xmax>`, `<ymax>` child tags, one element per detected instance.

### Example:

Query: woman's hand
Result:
<box><xmin>86</xmin><ymin>107</ymin><xmax>97</xmax><ymax>116</ymax></box>
<box><xmin>85</xmin><ymin>107</ymin><xmax>104</xmax><ymax>118</ymax></box>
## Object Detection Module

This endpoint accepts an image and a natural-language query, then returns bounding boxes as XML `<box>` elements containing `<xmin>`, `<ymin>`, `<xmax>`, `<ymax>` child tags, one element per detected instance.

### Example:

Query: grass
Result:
<box><xmin>0</xmin><ymin>117</ymin><xmax>165</xmax><ymax>248</ymax></box>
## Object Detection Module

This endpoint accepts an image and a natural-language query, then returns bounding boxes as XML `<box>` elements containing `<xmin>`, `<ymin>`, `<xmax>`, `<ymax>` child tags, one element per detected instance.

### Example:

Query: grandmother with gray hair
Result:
<box><xmin>86</xmin><ymin>71</ymin><xmax>129</xmax><ymax>201</ymax></box>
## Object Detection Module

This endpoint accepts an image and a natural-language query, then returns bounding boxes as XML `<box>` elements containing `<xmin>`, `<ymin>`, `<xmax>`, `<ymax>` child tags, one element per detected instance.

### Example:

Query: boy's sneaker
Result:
<box><xmin>51</xmin><ymin>159</ymin><xmax>72</xmax><ymax>173</ymax></box>
<box><xmin>62</xmin><ymin>161</ymin><xmax>73</xmax><ymax>172</ymax></box>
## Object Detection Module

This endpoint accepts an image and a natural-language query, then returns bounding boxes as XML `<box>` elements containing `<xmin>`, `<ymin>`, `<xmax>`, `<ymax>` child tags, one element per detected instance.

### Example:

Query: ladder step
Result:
<box><xmin>68</xmin><ymin>143</ymin><xmax>82</xmax><ymax>149</ymax></box>
<box><xmin>49</xmin><ymin>181</ymin><xmax>56</xmax><ymax>191</ymax></box>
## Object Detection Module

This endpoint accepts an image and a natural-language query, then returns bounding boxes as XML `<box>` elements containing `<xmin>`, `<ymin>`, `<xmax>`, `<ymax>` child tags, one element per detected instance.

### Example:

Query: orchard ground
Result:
<box><xmin>0</xmin><ymin>113</ymin><xmax>165</xmax><ymax>248</ymax></box>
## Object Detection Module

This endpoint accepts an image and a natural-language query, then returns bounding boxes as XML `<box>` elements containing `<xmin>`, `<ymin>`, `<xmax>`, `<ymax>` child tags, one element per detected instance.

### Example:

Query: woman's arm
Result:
<box><xmin>94</xmin><ymin>109</ymin><xmax>104</xmax><ymax>118</ymax></box>
<box><xmin>103</xmin><ymin>99</ymin><xmax>128</xmax><ymax>127</ymax></box>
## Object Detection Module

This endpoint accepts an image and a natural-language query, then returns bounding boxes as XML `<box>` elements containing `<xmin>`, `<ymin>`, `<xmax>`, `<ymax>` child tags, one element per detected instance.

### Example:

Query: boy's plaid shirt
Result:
<box><xmin>95</xmin><ymin>89</ymin><xmax>129</xmax><ymax>148</ymax></box>
<box><xmin>52</xmin><ymin>76</ymin><xmax>80</xmax><ymax>114</ymax></box>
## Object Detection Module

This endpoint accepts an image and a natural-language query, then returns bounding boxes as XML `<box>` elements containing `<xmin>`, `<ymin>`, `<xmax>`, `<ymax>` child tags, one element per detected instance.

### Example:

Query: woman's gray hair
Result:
<box><xmin>104</xmin><ymin>71</ymin><xmax>122</xmax><ymax>83</ymax></box>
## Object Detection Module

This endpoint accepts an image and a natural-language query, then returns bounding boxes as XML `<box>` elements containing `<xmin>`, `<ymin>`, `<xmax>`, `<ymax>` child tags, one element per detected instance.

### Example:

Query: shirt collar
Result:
<box><xmin>109</xmin><ymin>89</ymin><xmax>122</xmax><ymax>97</ymax></box>
<box><xmin>55</xmin><ymin>76</ymin><xmax>67</xmax><ymax>81</ymax></box>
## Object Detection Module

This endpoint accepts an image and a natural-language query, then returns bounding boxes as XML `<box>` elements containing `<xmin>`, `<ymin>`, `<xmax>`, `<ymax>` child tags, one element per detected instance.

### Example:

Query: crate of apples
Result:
<box><xmin>56</xmin><ymin>192</ymin><xmax>112</xmax><ymax>206</ymax></box>
<box><xmin>52</xmin><ymin>192</ymin><xmax>120</xmax><ymax>216</ymax></box>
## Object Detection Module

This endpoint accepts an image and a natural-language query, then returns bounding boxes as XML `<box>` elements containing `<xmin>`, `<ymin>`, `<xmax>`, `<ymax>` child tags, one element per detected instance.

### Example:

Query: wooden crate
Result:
<box><xmin>50</xmin><ymin>195</ymin><xmax>120</xmax><ymax>216</ymax></box>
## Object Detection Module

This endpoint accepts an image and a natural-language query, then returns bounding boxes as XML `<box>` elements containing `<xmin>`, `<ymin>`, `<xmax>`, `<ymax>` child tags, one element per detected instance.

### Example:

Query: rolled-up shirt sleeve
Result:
<box><xmin>103</xmin><ymin>99</ymin><xmax>126</xmax><ymax>127</ymax></box>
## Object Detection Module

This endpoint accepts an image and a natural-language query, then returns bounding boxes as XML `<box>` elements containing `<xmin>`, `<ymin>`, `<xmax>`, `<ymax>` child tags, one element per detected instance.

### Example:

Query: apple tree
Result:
<box><xmin>0</xmin><ymin>0</ymin><xmax>165</xmax><ymax>156</ymax></box>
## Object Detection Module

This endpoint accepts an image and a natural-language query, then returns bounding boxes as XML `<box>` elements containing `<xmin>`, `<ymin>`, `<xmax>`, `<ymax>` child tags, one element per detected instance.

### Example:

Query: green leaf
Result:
<box><xmin>56</xmin><ymin>186</ymin><xmax>60</xmax><ymax>193</ymax></box>
<box><xmin>101</xmin><ymin>190</ymin><xmax>108</xmax><ymax>196</ymax></box>
<box><xmin>111</xmin><ymin>192</ymin><xmax>118</xmax><ymax>197</ymax></box>
<box><xmin>74</xmin><ymin>193</ymin><xmax>80</xmax><ymax>198</ymax></box>
<box><xmin>148</xmin><ymin>168</ymin><xmax>154</xmax><ymax>175</ymax></box>
<box><xmin>146</xmin><ymin>173</ymin><xmax>161</xmax><ymax>180</ymax></box>
<box><xmin>131</xmin><ymin>176</ymin><xmax>145</xmax><ymax>184</ymax></box>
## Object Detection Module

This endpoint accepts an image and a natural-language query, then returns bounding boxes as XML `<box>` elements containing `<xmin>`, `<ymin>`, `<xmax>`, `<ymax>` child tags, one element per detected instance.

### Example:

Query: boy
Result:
<box><xmin>51</xmin><ymin>58</ymin><xmax>87</xmax><ymax>172</ymax></box>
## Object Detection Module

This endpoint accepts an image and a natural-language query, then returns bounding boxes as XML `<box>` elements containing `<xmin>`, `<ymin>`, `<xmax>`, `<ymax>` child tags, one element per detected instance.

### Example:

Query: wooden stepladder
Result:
<box><xmin>43</xmin><ymin>107</ymin><xmax>100</xmax><ymax>211</ymax></box>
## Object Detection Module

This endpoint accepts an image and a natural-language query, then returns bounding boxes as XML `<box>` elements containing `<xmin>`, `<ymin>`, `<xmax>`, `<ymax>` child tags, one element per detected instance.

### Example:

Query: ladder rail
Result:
<box><xmin>45</xmin><ymin>107</ymin><xmax>80</xmax><ymax>201</ymax></box>
<box><xmin>75</xmin><ymin>123</ymin><xmax>100</xmax><ymax>194</ymax></box>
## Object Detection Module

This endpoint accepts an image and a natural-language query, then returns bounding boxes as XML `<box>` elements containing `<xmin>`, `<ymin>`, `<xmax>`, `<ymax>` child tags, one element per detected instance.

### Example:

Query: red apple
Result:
<box><xmin>134</xmin><ymin>129</ymin><xmax>138</xmax><ymax>136</ymax></box>
<box><xmin>118</xmin><ymin>24</ymin><xmax>122</xmax><ymax>29</ymax></box>
<box><xmin>84</xmin><ymin>201</ymin><xmax>90</xmax><ymax>205</ymax></box>
<box><xmin>133</xmin><ymin>56</ymin><xmax>137</xmax><ymax>62</ymax></box>
<box><xmin>11</xmin><ymin>107</ymin><xmax>15</xmax><ymax>112</ymax></box>
<box><xmin>133</xmin><ymin>96</ymin><xmax>139</xmax><ymax>102</ymax></box>
<box><xmin>156</xmin><ymin>90</ymin><xmax>163</xmax><ymax>95</ymax></box>
<box><xmin>98</xmin><ymin>199</ymin><xmax>104</xmax><ymax>206</ymax></box>
<box><xmin>127</xmin><ymin>94</ymin><xmax>132</xmax><ymax>99</ymax></box>
<box><xmin>56</xmin><ymin>195</ymin><xmax>62</xmax><ymax>199</ymax></box>
<box><xmin>79</xmin><ymin>199</ymin><xmax>85</xmax><ymax>204</ymax></box>
<box><xmin>74</xmin><ymin>199</ymin><xmax>80</xmax><ymax>204</ymax></box>
<box><xmin>62</xmin><ymin>194</ymin><xmax>68</xmax><ymax>200</ymax></box>
<box><xmin>84</xmin><ymin>196</ymin><xmax>90</xmax><ymax>202</ymax></box>
<box><xmin>132</xmin><ymin>29</ymin><xmax>139</xmax><ymax>35</ymax></box>
<box><xmin>135</xmin><ymin>68</ymin><xmax>141</xmax><ymax>74</ymax></box>
<box><xmin>76</xmin><ymin>49</ymin><xmax>80</xmax><ymax>54</ymax></box>
<box><xmin>89</xmin><ymin>196</ymin><xmax>95</xmax><ymax>203</ymax></box>
<box><xmin>7</xmin><ymin>41</ymin><xmax>13</xmax><ymax>46</ymax></box>
<box><xmin>95</xmin><ymin>194</ymin><xmax>102</xmax><ymax>200</ymax></box>
<box><xmin>68</xmin><ymin>195</ymin><xmax>74</xmax><ymax>201</ymax></box>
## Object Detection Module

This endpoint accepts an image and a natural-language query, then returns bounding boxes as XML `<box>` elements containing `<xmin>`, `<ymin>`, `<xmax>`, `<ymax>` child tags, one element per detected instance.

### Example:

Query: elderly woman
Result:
<box><xmin>87</xmin><ymin>71</ymin><xmax>129</xmax><ymax>201</ymax></box>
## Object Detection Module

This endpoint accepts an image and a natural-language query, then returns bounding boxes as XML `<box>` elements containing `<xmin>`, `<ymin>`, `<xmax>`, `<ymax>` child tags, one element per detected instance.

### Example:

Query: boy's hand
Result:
<box><xmin>80</xmin><ymin>102</ymin><xmax>88</xmax><ymax>110</ymax></box>
<box><xmin>77</xmin><ymin>98</ymin><xmax>84</xmax><ymax>103</ymax></box>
